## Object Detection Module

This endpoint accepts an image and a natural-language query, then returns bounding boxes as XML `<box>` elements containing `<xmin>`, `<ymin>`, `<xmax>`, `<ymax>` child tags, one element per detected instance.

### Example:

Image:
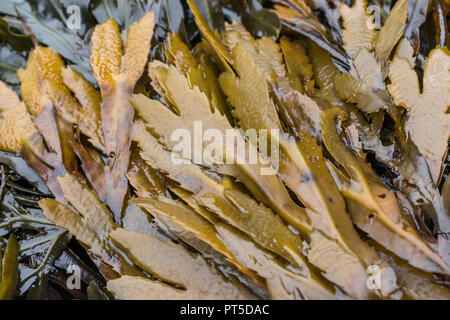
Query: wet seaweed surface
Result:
<box><xmin>0</xmin><ymin>0</ymin><xmax>449</xmax><ymax>300</ymax></box>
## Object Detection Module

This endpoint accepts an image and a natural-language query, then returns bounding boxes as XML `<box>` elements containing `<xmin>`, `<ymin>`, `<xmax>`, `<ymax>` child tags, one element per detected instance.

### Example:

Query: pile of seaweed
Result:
<box><xmin>0</xmin><ymin>0</ymin><xmax>449</xmax><ymax>300</ymax></box>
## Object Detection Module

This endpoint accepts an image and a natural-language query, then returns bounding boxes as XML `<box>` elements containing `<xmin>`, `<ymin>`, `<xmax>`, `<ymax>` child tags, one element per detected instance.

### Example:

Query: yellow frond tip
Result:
<box><xmin>123</xmin><ymin>12</ymin><xmax>155</xmax><ymax>88</ymax></box>
<box><xmin>0</xmin><ymin>81</ymin><xmax>38</xmax><ymax>153</ymax></box>
<box><xmin>91</xmin><ymin>19</ymin><xmax>123</xmax><ymax>87</ymax></box>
